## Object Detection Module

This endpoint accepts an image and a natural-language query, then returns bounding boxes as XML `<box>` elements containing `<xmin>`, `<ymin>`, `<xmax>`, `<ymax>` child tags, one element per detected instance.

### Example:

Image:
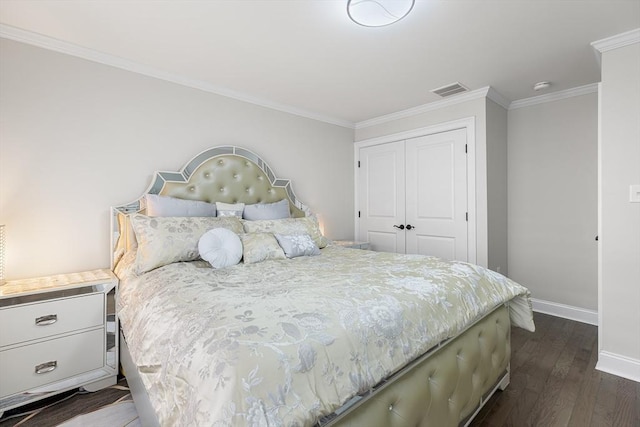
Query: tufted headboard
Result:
<box><xmin>111</xmin><ymin>146</ymin><xmax>311</xmax><ymax>267</ymax></box>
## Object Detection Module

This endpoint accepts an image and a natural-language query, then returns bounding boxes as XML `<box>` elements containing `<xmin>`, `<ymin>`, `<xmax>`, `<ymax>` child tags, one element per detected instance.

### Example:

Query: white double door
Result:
<box><xmin>357</xmin><ymin>128</ymin><xmax>468</xmax><ymax>261</ymax></box>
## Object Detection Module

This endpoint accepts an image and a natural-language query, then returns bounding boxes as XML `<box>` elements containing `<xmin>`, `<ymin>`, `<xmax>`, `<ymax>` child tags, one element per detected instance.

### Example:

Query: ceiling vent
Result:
<box><xmin>431</xmin><ymin>82</ymin><xmax>469</xmax><ymax>97</ymax></box>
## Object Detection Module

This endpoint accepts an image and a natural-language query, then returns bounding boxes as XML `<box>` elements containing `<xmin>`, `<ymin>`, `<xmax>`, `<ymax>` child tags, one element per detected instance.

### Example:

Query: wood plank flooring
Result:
<box><xmin>0</xmin><ymin>380</ymin><xmax>130</xmax><ymax>427</ymax></box>
<box><xmin>470</xmin><ymin>312</ymin><xmax>640</xmax><ymax>427</ymax></box>
<box><xmin>1</xmin><ymin>312</ymin><xmax>638</xmax><ymax>426</ymax></box>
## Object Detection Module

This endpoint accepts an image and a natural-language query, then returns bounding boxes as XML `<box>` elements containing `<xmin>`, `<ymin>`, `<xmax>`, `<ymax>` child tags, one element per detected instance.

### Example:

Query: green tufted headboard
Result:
<box><xmin>111</xmin><ymin>146</ymin><xmax>310</xmax><ymax>267</ymax></box>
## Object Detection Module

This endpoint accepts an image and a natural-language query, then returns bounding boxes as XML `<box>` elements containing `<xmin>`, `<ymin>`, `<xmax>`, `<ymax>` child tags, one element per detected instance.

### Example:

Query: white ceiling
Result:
<box><xmin>1</xmin><ymin>0</ymin><xmax>639</xmax><ymax>126</ymax></box>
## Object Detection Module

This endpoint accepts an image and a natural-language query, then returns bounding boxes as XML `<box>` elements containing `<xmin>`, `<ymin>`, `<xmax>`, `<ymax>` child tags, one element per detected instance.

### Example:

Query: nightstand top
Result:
<box><xmin>0</xmin><ymin>269</ymin><xmax>116</xmax><ymax>298</ymax></box>
<box><xmin>333</xmin><ymin>240</ymin><xmax>367</xmax><ymax>246</ymax></box>
<box><xmin>333</xmin><ymin>240</ymin><xmax>370</xmax><ymax>249</ymax></box>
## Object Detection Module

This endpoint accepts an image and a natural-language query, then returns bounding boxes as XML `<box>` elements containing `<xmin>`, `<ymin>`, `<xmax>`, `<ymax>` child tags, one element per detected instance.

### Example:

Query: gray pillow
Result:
<box><xmin>274</xmin><ymin>233</ymin><xmax>321</xmax><ymax>258</ymax></box>
<box><xmin>145</xmin><ymin>194</ymin><xmax>216</xmax><ymax>217</ymax></box>
<box><xmin>243</xmin><ymin>199</ymin><xmax>291</xmax><ymax>221</ymax></box>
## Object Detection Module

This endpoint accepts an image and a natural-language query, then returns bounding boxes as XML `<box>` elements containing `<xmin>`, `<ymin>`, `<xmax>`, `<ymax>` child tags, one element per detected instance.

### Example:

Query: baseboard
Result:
<box><xmin>530</xmin><ymin>298</ymin><xmax>598</xmax><ymax>325</ymax></box>
<box><xmin>596</xmin><ymin>351</ymin><xmax>640</xmax><ymax>382</ymax></box>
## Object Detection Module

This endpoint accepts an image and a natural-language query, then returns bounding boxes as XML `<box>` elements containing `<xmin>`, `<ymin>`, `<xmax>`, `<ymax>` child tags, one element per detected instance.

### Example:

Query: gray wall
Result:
<box><xmin>598</xmin><ymin>41</ymin><xmax>640</xmax><ymax>374</ymax></box>
<box><xmin>507</xmin><ymin>93</ymin><xmax>598</xmax><ymax>310</ymax></box>
<box><xmin>0</xmin><ymin>39</ymin><xmax>355</xmax><ymax>279</ymax></box>
<box><xmin>486</xmin><ymin>99</ymin><xmax>508</xmax><ymax>275</ymax></box>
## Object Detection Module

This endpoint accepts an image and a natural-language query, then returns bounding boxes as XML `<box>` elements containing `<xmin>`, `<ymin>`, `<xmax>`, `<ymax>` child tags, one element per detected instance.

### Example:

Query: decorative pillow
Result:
<box><xmin>240</xmin><ymin>233</ymin><xmax>286</xmax><ymax>264</ymax></box>
<box><xmin>242</xmin><ymin>216</ymin><xmax>329</xmax><ymax>248</ymax></box>
<box><xmin>216</xmin><ymin>202</ymin><xmax>245</xmax><ymax>218</ymax></box>
<box><xmin>198</xmin><ymin>228</ymin><xmax>243</xmax><ymax>269</ymax></box>
<box><xmin>145</xmin><ymin>194</ymin><xmax>216</xmax><ymax>217</ymax></box>
<box><xmin>243</xmin><ymin>199</ymin><xmax>291</xmax><ymax>221</ymax></box>
<box><xmin>130</xmin><ymin>214</ymin><xmax>244</xmax><ymax>274</ymax></box>
<box><xmin>274</xmin><ymin>234</ymin><xmax>321</xmax><ymax>258</ymax></box>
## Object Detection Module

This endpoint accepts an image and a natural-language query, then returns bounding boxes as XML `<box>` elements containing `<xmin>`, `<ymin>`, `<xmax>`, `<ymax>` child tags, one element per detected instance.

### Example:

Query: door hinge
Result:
<box><xmin>358</xmin><ymin>211</ymin><xmax>361</xmax><ymax>218</ymax></box>
<box><xmin>465</xmin><ymin>144</ymin><xmax>468</xmax><ymax>153</ymax></box>
<box><xmin>465</xmin><ymin>212</ymin><xmax>468</xmax><ymax>221</ymax></box>
<box><xmin>358</xmin><ymin>160</ymin><xmax>361</xmax><ymax>168</ymax></box>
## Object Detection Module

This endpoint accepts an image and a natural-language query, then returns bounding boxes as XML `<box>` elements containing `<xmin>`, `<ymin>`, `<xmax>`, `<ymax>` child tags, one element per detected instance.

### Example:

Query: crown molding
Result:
<box><xmin>591</xmin><ymin>28</ymin><xmax>640</xmax><ymax>67</ymax></box>
<box><xmin>0</xmin><ymin>24</ymin><xmax>354</xmax><ymax>129</ymax></box>
<box><xmin>355</xmin><ymin>86</ymin><xmax>504</xmax><ymax>130</ymax></box>
<box><xmin>591</xmin><ymin>28</ymin><xmax>640</xmax><ymax>53</ymax></box>
<box><xmin>486</xmin><ymin>87</ymin><xmax>510</xmax><ymax>109</ymax></box>
<box><xmin>508</xmin><ymin>83</ymin><xmax>599</xmax><ymax>110</ymax></box>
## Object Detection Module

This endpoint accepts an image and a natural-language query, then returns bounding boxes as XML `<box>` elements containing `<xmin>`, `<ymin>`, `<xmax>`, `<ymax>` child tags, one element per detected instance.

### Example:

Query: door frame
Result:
<box><xmin>354</xmin><ymin>117</ymin><xmax>477</xmax><ymax>264</ymax></box>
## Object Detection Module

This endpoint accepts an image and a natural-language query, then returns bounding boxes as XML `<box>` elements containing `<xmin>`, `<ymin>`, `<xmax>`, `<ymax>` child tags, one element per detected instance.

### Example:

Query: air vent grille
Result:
<box><xmin>431</xmin><ymin>82</ymin><xmax>469</xmax><ymax>97</ymax></box>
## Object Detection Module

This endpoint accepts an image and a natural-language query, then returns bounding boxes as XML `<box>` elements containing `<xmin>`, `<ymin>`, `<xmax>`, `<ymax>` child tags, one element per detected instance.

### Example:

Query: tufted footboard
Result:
<box><xmin>324</xmin><ymin>304</ymin><xmax>511</xmax><ymax>427</ymax></box>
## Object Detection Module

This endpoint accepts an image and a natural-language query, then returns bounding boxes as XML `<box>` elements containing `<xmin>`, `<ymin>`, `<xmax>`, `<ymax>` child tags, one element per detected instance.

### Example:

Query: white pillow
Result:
<box><xmin>130</xmin><ymin>215</ymin><xmax>243</xmax><ymax>274</ymax></box>
<box><xmin>216</xmin><ymin>202</ymin><xmax>245</xmax><ymax>218</ymax></box>
<box><xmin>198</xmin><ymin>228</ymin><xmax>243</xmax><ymax>269</ymax></box>
<box><xmin>145</xmin><ymin>194</ymin><xmax>216</xmax><ymax>217</ymax></box>
<box><xmin>240</xmin><ymin>233</ymin><xmax>286</xmax><ymax>264</ymax></box>
<box><xmin>243</xmin><ymin>216</ymin><xmax>329</xmax><ymax>248</ymax></box>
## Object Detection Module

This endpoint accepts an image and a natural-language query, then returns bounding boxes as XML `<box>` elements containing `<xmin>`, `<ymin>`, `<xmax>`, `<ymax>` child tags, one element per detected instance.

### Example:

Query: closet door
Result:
<box><xmin>405</xmin><ymin>129</ymin><xmax>468</xmax><ymax>261</ymax></box>
<box><xmin>358</xmin><ymin>141</ymin><xmax>406</xmax><ymax>253</ymax></box>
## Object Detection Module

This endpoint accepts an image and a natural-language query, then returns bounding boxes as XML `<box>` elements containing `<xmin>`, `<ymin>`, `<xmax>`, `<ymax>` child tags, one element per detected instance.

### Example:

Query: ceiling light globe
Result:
<box><xmin>347</xmin><ymin>0</ymin><xmax>415</xmax><ymax>27</ymax></box>
<box><xmin>533</xmin><ymin>81</ymin><xmax>551</xmax><ymax>91</ymax></box>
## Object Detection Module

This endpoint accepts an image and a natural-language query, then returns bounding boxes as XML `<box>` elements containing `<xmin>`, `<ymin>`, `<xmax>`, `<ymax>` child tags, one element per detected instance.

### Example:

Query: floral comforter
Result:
<box><xmin>116</xmin><ymin>246</ymin><xmax>534</xmax><ymax>426</ymax></box>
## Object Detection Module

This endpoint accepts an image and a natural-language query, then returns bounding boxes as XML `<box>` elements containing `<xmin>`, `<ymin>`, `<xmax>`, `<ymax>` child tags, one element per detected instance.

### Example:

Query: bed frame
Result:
<box><xmin>112</xmin><ymin>146</ymin><xmax>511</xmax><ymax>426</ymax></box>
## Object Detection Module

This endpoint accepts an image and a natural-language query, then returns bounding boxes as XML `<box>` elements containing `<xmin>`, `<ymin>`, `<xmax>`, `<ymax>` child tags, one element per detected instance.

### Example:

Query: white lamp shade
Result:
<box><xmin>347</xmin><ymin>0</ymin><xmax>415</xmax><ymax>27</ymax></box>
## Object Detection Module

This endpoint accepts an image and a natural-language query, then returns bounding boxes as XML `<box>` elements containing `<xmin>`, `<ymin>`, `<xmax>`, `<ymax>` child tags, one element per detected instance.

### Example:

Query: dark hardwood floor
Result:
<box><xmin>0</xmin><ymin>379</ymin><xmax>131</xmax><ymax>427</ymax></box>
<box><xmin>470</xmin><ymin>312</ymin><xmax>640</xmax><ymax>427</ymax></box>
<box><xmin>1</xmin><ymin>312</ymin><xmax>638</xmax><ymax>426</ymax></box>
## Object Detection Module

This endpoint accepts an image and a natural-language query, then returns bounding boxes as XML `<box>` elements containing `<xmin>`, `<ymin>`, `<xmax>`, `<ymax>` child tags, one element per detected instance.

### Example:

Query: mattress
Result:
<box><xmin>116</xmin><ymin>245</ymin><xmax>534</xmax><ymax>426</ymax></box>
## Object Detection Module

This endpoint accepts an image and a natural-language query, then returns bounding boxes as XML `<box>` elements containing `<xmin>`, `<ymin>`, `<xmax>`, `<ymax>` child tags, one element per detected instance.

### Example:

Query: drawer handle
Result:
<box><xmin>35</xmin><ymin>361</ymin><xmax>57</xmax><ymax>374</ymax></box>
<box><xmin>35</xmin><ymin>314</ymin><xmax>58</xmax><ymax>326</ymax></box>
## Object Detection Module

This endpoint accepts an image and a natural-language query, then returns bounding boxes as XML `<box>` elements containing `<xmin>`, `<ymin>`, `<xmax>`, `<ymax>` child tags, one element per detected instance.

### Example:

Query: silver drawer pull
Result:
<box><xmin>35</xmin><ymin>361</ymin><xmax>57</xmax><ymax>374</ymax></box>
<box><xmin>35</xmin><ymin>314</ymin><xmax>58</xmax><ymax>326</ymax></box>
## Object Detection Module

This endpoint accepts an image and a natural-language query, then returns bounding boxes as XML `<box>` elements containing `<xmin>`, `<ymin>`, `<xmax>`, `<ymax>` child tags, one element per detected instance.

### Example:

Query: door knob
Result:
<box><xmin>393</xmin><ymin>224</ymin><xmax>405</xmax><ymax>230</ymax></box>
<box><xmin>406</xmin><ymin>224</ymin><xmax>415</xmax><ymax>230</ymax></box>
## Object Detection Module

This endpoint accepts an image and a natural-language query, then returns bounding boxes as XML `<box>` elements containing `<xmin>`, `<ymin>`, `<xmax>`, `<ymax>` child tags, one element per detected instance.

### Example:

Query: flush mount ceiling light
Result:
<box><xmin>347</xmin><ymin>0</ymin><xmax>415</xmax><ymax>27</ymax></box>
<box><xmin>533</xmin><ymin>81</ymin><xmax>551</xmax><ymax>91</ymax></box>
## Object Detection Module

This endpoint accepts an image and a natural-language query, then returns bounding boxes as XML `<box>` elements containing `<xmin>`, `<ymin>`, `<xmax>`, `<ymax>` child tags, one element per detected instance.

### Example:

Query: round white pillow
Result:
<box><xmin>198</xmin><ymin>228</ymin><xmax>243</xmax><ymax>269</ymax></box>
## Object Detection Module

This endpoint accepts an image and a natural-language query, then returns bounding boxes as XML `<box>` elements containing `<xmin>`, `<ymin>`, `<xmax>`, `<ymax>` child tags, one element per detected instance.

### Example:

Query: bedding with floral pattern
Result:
<box><xmin>116</xmin><ymin>246</ymin><xmax>534</xmax><ymax>426</ymax></box>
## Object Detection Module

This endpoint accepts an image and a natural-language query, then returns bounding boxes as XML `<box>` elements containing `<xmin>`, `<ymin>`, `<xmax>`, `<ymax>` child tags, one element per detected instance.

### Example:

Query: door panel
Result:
<box><xmin>405</xmin><ymin>129</ymin><xmax>468</xmax><ymax>261</ymax></box>
<box><xmin>415</xmin><ymin>235</ymin><xmax>456</xmax><ymax>261</ymax></box>
<box><xmin>416</xmin><ymin>142</ymin><xmax>455</xmax><ymax>220</ymax></box>
<box><xmin>358</xmin><ymin>141</ymin><xmax>405</xmax><ymax>253</ymax></box>
<box><xmin>367</xmin><ymin>152</ymin><xmax>398</xmax><ymax>218</ymax></box>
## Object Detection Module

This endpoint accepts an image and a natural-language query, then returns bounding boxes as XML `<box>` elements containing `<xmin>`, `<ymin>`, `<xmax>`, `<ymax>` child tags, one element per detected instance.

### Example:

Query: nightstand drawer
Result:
<box><xmin>0</xmin><ymin>328</ymin><xmax>105</xmax><ymax>398</ymax></box>
<box><xmin>0</xmin><ymin>293</ymin><xmax>104</xmax><ymax>347</ymax></box>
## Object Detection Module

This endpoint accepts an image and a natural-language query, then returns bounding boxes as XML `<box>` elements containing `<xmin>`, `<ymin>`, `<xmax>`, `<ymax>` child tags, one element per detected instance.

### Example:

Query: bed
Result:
<box><xmin>112</xmin><ymin>145</ymin><xmax>534</xmax><ymax>427</ymax></box>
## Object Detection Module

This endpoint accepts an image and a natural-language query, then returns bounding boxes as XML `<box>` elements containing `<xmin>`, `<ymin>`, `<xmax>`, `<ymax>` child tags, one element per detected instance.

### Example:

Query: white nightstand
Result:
<box><xmin>333</xmin><ymin>240</ymin><xmax>370</xmax><ymax>250</ymax></box>
<box><xmin>0</xmin><ymin>269</ymin><xmax>118</xmax><ymax>416</ymax></box>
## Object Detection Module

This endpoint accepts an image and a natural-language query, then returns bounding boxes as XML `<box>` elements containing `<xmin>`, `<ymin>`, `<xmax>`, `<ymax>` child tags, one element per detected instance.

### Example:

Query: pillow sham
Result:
<box><xmin>145</xmin><ymin>194</ymin><xmax>216</xmax><ymax>217</ymax></box>
<box><xmin>216</xmin><ymin>202</ymin><xmax>245</xmax><ymax>218</ymax></box>
<box><xmin>243</xmin><ymin>199</ymin><xmax>290</xmax><ymax>221</ymax></box>
<box><xmin>240</xmin><ymin>233</ymin><xmax>286</xmax><ymax>264</ymax></box>
<box><xmin>274</xmin><ymin>233</ymin><xmax>321</xmax><ymax>258</ymax></box>
<box><xmin>198</xmin><ymin>228</ymin><xmax>243</xmax><ymax>269</ymax></box>
<box><xmin>130</xmin><ymin>214</ymin><xmax>244</xmax><ymax>274</ymax></box>
<box><xmin>242</xmin><ymin>216</ymin><xmax>329</xmax><ymax>248</ymax></box>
